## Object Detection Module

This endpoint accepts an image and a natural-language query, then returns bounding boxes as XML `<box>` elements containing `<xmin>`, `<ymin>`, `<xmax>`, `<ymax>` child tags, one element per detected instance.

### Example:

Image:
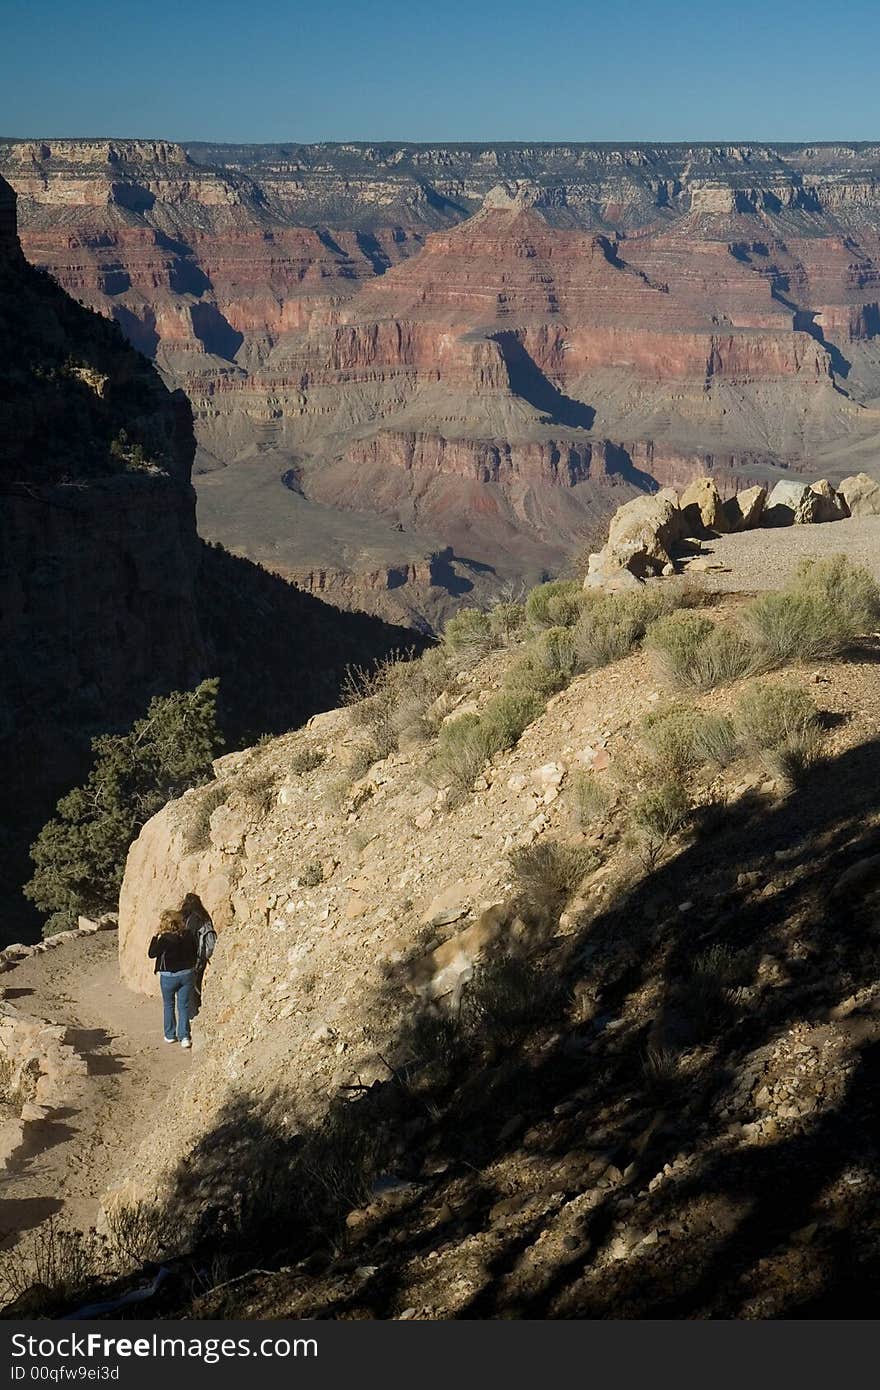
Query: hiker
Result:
<box><xmin>148</xmin><ymin>908</ymin><xmax>197</xmax><ymax>1049</ymax></box>
<box><xmin>179</xmin><ymin>892</ymin><xmax>216</xmax><ymax>1016</ymax></box>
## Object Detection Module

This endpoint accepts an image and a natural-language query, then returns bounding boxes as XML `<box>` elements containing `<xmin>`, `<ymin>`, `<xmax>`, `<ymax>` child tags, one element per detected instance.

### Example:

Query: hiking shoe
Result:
<box><xmin>164</xmin><ymin>1037</ymin><xmax>176</xmax><ymax>1044</ymax></box>
<box><xmin>179</xmin><ymin>1038</ymin><xmax>192</xmax><ymax>1050</ymax></box>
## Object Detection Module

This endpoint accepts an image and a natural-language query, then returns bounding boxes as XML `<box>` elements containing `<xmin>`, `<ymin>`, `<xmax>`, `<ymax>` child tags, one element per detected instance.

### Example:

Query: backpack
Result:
<box><xmin>190</xmin><ymin>913</ymin><xmax>217</xmax><ymax>973</ymax></box>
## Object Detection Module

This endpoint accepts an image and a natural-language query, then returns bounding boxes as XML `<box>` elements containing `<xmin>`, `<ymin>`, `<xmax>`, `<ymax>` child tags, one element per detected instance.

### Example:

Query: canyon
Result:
<box><xmin>3</xmin><ymin>140</ymin><xmax>879</xmax><ymax>625</ymax></box>
<box><xmin>0</xmin><ymin>171</ymin><xmax>415</xmax><ymax>940</ymax></box>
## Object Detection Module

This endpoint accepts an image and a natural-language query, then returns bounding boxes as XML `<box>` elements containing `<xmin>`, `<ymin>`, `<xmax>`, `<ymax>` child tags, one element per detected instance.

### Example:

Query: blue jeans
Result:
<box><xmin>160</xmin><ymin>969</ymin><xmax>195</xmax><ymax>1042</ymax></box>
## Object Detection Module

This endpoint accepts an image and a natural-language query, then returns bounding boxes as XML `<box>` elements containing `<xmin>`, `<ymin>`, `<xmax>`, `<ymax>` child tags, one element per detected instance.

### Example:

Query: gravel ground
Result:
<box><xmin>693</xmin><ymin>516</ymin><xmax>880</xmax><ymax>593</ymax></box>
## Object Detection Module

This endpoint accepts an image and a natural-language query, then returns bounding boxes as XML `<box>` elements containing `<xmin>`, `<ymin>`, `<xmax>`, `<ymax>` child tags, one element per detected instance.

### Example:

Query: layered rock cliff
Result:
<box><xmin>2</xmin><ymin>140</ymin><xmax>880</xmax><ymax>624</ymax></box>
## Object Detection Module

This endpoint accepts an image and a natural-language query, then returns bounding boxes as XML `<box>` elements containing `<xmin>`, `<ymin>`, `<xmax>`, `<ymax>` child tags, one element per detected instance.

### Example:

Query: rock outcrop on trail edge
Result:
<box><xmin>586</xmin><ymin>475</ymin><xmax>850</xmax><ymax>584</ymax></box>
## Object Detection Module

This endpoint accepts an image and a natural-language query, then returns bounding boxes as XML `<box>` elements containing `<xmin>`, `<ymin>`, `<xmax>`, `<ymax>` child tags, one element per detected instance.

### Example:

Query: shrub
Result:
<box><xmin>640</xmin><ymin>705</ymin><xmax>701</xmax><ymax>778</ymax></box>
<box><xmin>645</xmin><ymin>610</ymin><xmax>714</xmax><ymax>684</ymax></box>
<box><xmin>686</xmin><ymin>625</ymin><xmax>756</xmax><ymax>689</ymax></box>
<box><xmin>342</xmin><ymin>658</ymin><xmax>402</xmax><ymax>761</ymax></box>
<box><xmin>489</xmin><ymin>600</ymin><xmax>527</xmax><ymax>646</ymax></box>
<box><xmin>290</xmin><ymin>746</ymin><xmax>326</xmax><ymax>775</ymax></box>
<box><xmin>536</xmin><ymin>625</ymin><xmax>578</xmax><ymax>682</ymax></box>
<box><xmin>574</xmin><ymin>594</ymin><xmax>646</xmax><ymax>670</ymax></box>
<box><xmin>427</xmin><ymin>714</ymin><xmax>493</xmax><ymax>801</ymax></box>
<box><xmin>391</xmin><ymin>645</ymin><xmax>451</xmax><ymax>742</ymax></box>
<box><xmin>508</xmin><ymin>839</ymin><xmax>598</xmax><ymax>921</ymax></box>
<box><xmin>760</xmin><ymin>725</ymin><xmax>825</xmax><ymax>790</ymax></box>
<box><xmin>572</xmin><ymin>586</ymin><xmax>687</xmax><ymax>672</ymax></box>
<box><xmin>682</xmin><ymin>944</ymin><xmax>754</xmax><ymax>1039</ymax></box>
<box><xmin>793</xmin><ymin>554</ymin><xmax>880</xmax><ymax>631</ymax></box>
<box><xmin>743</xmin><ymin>591</ymin><xmax>841</xmax><ymax>665</ymax></box>
<box><xmin>629</xmin><ymin>780</ymin><xmax>690</xmax><ymax>862</ymax></box>
<box><xmin>526</xmin><ymin>580</ymin><xmax>585</xmax><ymax>631</ymax></box>
<box><xmin>346</xmin><ymin>741</ymin><xmax>384</xmax><ymax>781</ymax></box>
<box><xmin>26</xmin><ymin>680</ymin><xmax>223</xmax><ymax>936</ymax></box>
<box><xmin>504</xmin><ymin>645</ymin><xmax>568</xmax><ymax>699</ymax></box>
<box><xmin>482</xmin><ymin>689</ymin><xmax>545</xmax><ymax>751</ymax></box>
<box><xmin>743</xmin><ymin>555</ymin><xmax>880</xmax><ymax>665</ymax></box>
<box><xmin>397</xmin><ymin>1007</ymin><xmax>466</xmax><ymax>1087</ymax></box>
<box><xmin>691</xmin><ymin>712</ymin><xmax>740</xmax><ymax>768</ymax></box>
<box><xmin>0</xmin><ymin>1217</ymin><xmax>101</xmax><ymax>1309</ymax></box>
<box><xmin>443</xmin><ymin>609</ymin><xmax>495</xmax><ymax>663</ymax></box>
<box><xmin>459</xmin><ymin>953</ymin><xmax>564</xmax><ymax>1046</ymax></box>
<box><xmin>733</xmin><ymin>680</ymin><xmax>819</xmax><ymax>753</ymax></box>
<box><xmin>186</xmin><ymin>781</ymin><xmax>228</xmax><ymax>851</ymax></box>
<box><xmin>570</xmin><ymin>770</ymin><xmax>610</xmax><ymax>827</ymax></box>
<box><xmin>300</xmin><ymin>858</ymin><xmax>324</xmax><ymax>888</ymax></box>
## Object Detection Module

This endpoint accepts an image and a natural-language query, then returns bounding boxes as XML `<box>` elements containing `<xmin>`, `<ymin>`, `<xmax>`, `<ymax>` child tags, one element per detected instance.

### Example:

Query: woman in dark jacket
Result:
<box><xmin>148</xmin><ymin>908</ymin><xmax>198</xmax><ymax>1049</ymax></box>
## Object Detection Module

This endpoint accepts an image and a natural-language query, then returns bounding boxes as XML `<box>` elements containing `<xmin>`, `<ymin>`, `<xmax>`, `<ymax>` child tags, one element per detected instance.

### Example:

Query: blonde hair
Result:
<box><xmin>157</xmin><ymin>908</ymin><xmax>184</xmax><ymax>936</ymax></box>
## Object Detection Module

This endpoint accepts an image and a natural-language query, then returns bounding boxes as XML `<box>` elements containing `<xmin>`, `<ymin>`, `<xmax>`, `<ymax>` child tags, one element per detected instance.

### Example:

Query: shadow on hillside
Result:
<box><xmin>196</xmin><ymin>542</ymin><xmax>428</xmax><ymax>747</ymax></box>
<box><xmin>38</xmin><ymin>729</ymin><xmax>880</xmax><ymax>1320</ymax></box>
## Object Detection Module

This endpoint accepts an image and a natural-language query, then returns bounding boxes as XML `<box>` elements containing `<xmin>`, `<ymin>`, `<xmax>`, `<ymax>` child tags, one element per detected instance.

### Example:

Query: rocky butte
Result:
<box><xmin>2</xmin><ymin>139</ymin><xmax>880</xmax><ymax>624</ymax></box>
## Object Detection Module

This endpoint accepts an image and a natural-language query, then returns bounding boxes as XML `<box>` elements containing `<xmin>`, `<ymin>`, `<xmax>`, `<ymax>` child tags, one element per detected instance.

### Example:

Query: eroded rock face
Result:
<box><xmin>4</xmin><ymin>142</ymin><xmax>880</xmax><ymax>622</ymax></box>
<box><xmin>587</xmin><ymin>488</ymin><xmax>685</xmax><ymax>581</ymax></box>
<box><xmin>679</xmin><ymin>477</ymin><xmax>729</xmax><ymax>534</ymax></box>
<box><xmin>764</xmin><ymin>479</ymin><xmax>848</xmax><ymax>525</ymax></box>
<box><xmin>838</xmin><ymin>472</ymin><xmax>880</xmax><ymax>516</ymax></box>
<box><xmin>723</xmin><ymin>485</ymin><xmax>767</xmax><ymax>531</ymax></box>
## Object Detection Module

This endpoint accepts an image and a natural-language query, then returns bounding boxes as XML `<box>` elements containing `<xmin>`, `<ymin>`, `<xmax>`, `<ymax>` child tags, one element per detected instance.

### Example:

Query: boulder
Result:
<box><xmin>837</xmin><ymin>472</ymin><xmax>880</xmax><ymax>517</ymax></box>
<box><xmin>723</xmin><ymin>485</ymin><xmax>766</xmax><ymax>531</ymax></box>
<box><xmin>809</xmin><ymin>479</ymin><xmax>849</xmax><ymax>523</ymax></box>
<box><xmin>763</xmin><ymin>479</ymin><xmax>846</xmax><ymax>526</ymax></box>
<box><xmin>587</xmin><ymin>488</ymin><xmax>684</xmax><ymax>582</ymax></box>
<box><xmin>679</xmin><ymin>477</ymin><xmax>729</xmax><ymax>534</ymax></box>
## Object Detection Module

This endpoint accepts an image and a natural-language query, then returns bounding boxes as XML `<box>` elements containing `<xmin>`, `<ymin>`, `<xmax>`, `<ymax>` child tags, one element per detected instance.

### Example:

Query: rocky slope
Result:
<box><xmin>2</xmin><ymin>140</ymin><xmax>880</xmax><ymax>623</ymax></box>
<box><xmin>73</xmin><ymin>516</ymin><xmax>880</xmax><ymax>1319</ymax></box>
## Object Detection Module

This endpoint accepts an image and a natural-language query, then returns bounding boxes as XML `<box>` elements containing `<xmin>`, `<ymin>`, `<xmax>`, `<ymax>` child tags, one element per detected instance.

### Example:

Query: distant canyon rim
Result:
<box><xmin>3</xmin><ymin>138</ymin><xmax>880</xmax><ymax>628</ymax></box>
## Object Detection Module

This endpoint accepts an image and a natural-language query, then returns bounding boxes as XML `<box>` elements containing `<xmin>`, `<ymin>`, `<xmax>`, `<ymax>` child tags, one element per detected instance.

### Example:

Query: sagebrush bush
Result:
<box><xmin>743</xmin><ymin>590</ymin><xmax>841</xmax><ymax>664</ymax></box>
<box><xmin>793</xmin><ymin>554</ymin><xmax>880</xmax><ymax>631</ymax></box>
<box><xmin>536</xmin><ymin>625</ymin><xmax>579</xmax><ymax>682</ymax></box>
<box><xmin>290</xmin><ymin>746</ymin><xmax>326</xmax><ymax>775</ymax></box>
<box><xmin>509</xmin><ymin>839</ymin><xmax>598</xmax><ymax>920</ymax></box>
<box><xmin>504</xmin><ymin>645</ymin><xmax>568</xmax><ymax>699</ymax></box>
<box><xmin>459</xmin><ymin>954</ymin><xmax>564</xmax><ymax>1045</ymax></box>
<box><xmin>687</xmin><ymin>625</ymin><xmax>756</xmax><ymax>689</ymax></box>
<box><xmin>640</xmin><ymin>705</ymin><xmax>702</xmax><ymax>777</ymax></box>
<box><xmin>574</xmin><ymin>594</ymin><xmax>645</xmax><ymax>669</ymax></box>
<box><xmin>743</xmin><ymin>554</ymin><xmax>880</xmax><ymax>665</ymax></box>
<box><xmin>526</xmin><ymin>580</ymin><xmax>584</xmax><ymax>630</ymax></box>
<box><xmin>489</xmin><ymin>599</ymin><xmax>527</xmax><ymax>646</ymax></box>
<box><xmin>443</xmin><ymin>608</ymin><xmax>495</xmax><ymax>662</ymax></box>
<box><xmin>570</xmin><ymin>769</ymin><xmax>611</xmax><ymax>827</ymax></box>
<box><xmin>692</xmin><ymin>712</ymin><xmax>741</xmax><ymax>768</ymax></box>
<box><xmin>428</xmin><ymin>713</ymin><xmax>493</xmax><ymax>800</ymax></box>
<box><xmin>733</xmin><ymin>680</ymin><xmax>819</xmax><ymax>753</ymax></box>
<box><xmin>482</xmin><ymin>689</ymin><xmax>545</xmax><ymax>751</ymax></box>
<box><xmin>760</xmin><ymin>725</ymin><xmax>825</xmax><ymax>790</ymax></box>
<box><xmin>573</xmin><ymin>585</ymin><xmax>689</xmax><ymax>673</ymax></box>
<box><xmin>645</xmin><ymin>610</ymin><xmax>714</xmax><ymax>684</ymax></box>
<box><xmin>186</xmin><ymin>780</ymin><xmax>228</xmax><ymax>851</ymax></box>
<box><xmin>629</xmin><ymin>780</ymin><xmax>690</xmax><ymax>858</ymax></box>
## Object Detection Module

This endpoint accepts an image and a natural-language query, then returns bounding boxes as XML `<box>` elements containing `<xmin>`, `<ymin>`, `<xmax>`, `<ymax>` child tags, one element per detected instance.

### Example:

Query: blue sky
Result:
<box><xmin>2</xmin><ymin>0</ymin><xmax>879</xmax><ymax>144</ymax></box>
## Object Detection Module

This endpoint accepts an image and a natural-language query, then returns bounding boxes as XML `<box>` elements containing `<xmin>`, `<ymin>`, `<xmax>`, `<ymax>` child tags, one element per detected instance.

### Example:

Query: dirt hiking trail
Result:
<box><xmin>1</xmin><ymin>933</ymin><xmax>193</xmax><ymax>1244</ymax></box>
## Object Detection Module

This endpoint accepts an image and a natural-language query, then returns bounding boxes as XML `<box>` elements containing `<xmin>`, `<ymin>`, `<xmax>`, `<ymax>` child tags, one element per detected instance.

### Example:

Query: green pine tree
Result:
<box><xmin>25</xmin><ymin>679</ymin><xmax>223</xmax><ymax>936</ymax></box>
